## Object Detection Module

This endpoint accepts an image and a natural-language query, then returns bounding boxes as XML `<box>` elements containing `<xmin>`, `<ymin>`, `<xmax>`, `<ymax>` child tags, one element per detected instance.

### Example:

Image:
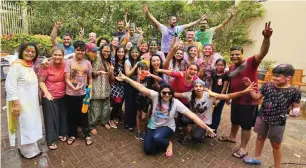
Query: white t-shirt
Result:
<box><xmin>148</xmin><ymin>90</ymin><xmax>189</xmax><ymax>132</ymax></box>
<box><xmin>182</xmin><ymin>91</ymin><xmax>214</xmax><ymax>125</ymax></box>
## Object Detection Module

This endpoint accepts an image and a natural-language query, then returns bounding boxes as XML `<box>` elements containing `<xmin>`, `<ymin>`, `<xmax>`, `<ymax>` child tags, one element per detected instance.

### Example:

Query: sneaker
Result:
<box><xmin>139</xmin><ymin>132</ymin><xmax>145</xmax><ymax>141</ymax></box>
<box><xmin>135</xmin><ymin>132</ymin><xmax>141</xmax><ymax>140</ymax></box>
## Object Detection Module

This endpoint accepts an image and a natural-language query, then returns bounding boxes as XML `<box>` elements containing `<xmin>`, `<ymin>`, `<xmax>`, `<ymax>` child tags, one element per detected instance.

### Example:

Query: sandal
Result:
<box><xmin>48</xmin><ymin>143</ymin><xmax>57</xmax><ymax>150</ymax></box>
<box><xmin>109</xmin><ymin>121</ymin><xmax>117</xmax><ymax>129</ymax></box>
<box><xmin>58</xmin><ymin>136</ymin><xmax>67</xmax><ymax>142</ymax></box>
<box><xmin>67</xmin><ymin>137</ymin><xmax>76</xmax><ymax>145</ymax></box>
<box><xmin>85</xmin><ymin>137</ymin><xmax>93</xmax><ymax>145</ymax></box>
<box><xmin>243</xmin><ymin>157</ymin><xmax>262</xmax><ymax>165</ymax></box>
<box><xmin>218</xmin><ymin>136</ymin><xmax>236</xmax><ymax>143</ymax></box>
<box><xmin>232</xmin><ymin>149</ymin><xmax>248</xmax><ymax>159</ymax></box>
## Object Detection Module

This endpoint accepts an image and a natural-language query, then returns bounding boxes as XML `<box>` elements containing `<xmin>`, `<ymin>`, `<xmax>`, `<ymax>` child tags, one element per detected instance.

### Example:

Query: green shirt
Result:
<box><xmin>195</xmin><ymin>27</ymin><xmax>216</xmax><ymax>46</ymax></box>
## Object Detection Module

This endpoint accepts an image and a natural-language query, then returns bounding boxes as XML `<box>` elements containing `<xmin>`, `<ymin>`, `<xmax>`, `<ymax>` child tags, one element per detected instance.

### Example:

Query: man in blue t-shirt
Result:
<box><xmin>143</xmin><ymin>4</ymin><xmax>206</xmax><ymax>56</ymax></box>
<box><xmin>51</xmin><ymin>21</ymin><xmax>74</xmax><ymax>56</ymax></box>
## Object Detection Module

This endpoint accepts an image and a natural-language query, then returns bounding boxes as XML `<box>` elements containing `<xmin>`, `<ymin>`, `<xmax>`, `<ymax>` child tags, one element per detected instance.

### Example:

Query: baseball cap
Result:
<box><xmin>86</xmin><ymin>43</ymin><xmax>99</xmax><ymax>52</ymax></box>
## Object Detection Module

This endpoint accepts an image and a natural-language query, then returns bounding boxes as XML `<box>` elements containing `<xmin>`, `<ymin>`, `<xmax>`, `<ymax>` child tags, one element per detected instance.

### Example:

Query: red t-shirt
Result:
<box><xmin>39</xmin><ymin>61</ymin><xmax>66</xmax><ymax>99</ymax></box>
<box><xmin>170</xmin><ymin>71</ymin><xmax>198</xmax><ymax>105</ymax></box>
<box><xmin>229</xmin><ymin>56</ymin><xmax>259</xmax><ymax>105</ymax></box>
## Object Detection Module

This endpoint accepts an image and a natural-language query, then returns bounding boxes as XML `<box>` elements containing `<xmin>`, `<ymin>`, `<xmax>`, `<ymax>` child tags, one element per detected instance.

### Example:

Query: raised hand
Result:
<box><xmin>54</xmin><ymin>21</ymin><xmax>61</xmax><ymax>29</ymax></box>
<box><xmin>262</xmin><ymin>21</ymin><xmax>273</xmax><ymax>38</ymax></box>
<box><xmin>136</xmin><ymin>27</ymin><xmax>143</xmax><ymax>35</ymax></box>
<box><xmin>230</xmin><ymin>6</ymin><xmax>238</xmax><ymax>16</ymax></box>
<box><xmin>142</xmin><ymin>3</ymin><xmax>148</xmax><ymax>14</ymax></box>
<box><xmin>116</xmin><ymin>72</ymin><xmax>127</xmax><ymax>81</ymax></box>
<box><xmin>79</xmin><ymin>27</ymin><xmax>84</xmax><ymax>38</ymax></box>
<box><xmin>108</xmin><ymin>62</ymin><xmax>114</xmax><ymax>73</ymax></box>
<box><xmin>200</xmin><ymin>14</ymin><xmax>207</xmax><ymax>21</ymax></box>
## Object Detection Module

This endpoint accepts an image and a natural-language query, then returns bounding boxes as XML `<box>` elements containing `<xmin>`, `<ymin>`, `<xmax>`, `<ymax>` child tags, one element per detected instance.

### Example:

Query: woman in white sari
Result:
<box><xmin>6</xmin><ymin>43</ymin><xmax>42</xmax><ymax>159</ymax></box>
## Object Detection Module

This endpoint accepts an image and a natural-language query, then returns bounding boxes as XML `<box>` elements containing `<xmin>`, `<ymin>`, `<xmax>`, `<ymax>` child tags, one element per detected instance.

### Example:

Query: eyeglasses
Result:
<box><xmin>161</xmin><ymin>91</ymin><xmax>172</xmax><ymax>96</ymax></box>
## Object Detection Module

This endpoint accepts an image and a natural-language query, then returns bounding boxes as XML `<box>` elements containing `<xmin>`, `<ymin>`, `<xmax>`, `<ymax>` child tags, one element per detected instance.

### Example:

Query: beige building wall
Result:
<box><xmin>243</xmin><ymin>1</ymin><xmax>306</xmax><ymax>82</ymax></box>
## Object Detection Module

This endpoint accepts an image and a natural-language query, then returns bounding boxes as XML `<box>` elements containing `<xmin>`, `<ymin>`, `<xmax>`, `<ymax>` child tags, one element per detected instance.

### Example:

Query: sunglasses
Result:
<box><xmin>161</xmin><ymin>91</ymin><xmax>172</xmax><ymax>96</ymax></box>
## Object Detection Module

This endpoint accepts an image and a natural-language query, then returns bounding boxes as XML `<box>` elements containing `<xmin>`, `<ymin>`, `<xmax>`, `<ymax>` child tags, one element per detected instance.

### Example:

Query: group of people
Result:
<box><xmin>5</xmin><ymin>4</ymin><xmax>302</xmax><ymax>168</ymax></box>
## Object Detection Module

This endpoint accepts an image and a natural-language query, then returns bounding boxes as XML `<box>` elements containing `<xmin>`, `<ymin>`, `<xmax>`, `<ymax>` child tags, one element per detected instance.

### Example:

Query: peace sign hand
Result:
<box><xmin>262</xmin><ymin>21</ymin><xmax>273</xmax><ymax>38</ymax></box>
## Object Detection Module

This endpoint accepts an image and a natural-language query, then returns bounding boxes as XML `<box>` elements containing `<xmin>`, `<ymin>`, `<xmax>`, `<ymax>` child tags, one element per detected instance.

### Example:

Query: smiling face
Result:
<box><xmin>229</xmin><ymin>50</ymin><xmax>243</xmax><ymax>64</ymax></box>
<box><xmin>272</xmin><ymin>74</ymin><xmax>291</xmax><ymax>87</ymax></box>
<box><xmin>102</xmin><ymin>46</ymin><xmax>111</xmax><ymax>59</ymax></box>
<box><xmin>151</xmin><ymin>56</ymin><xmax>161</xmax><ymax>70</ymax></box>
<box><xmin>175</xmin><ymin>49</ymin><xmax>184</xmax><ymax>60</ymax></box>
<box><xmin>160</xmin><ymin>87</ymin><xmax>172</xmax><ymax>102</ymax></box>
<box><xmin>186</xmin><ymin>65</ymin><xmax>198</xmax><ymax>79</ymax></box>
<box><xmin>89</xmin><ymin>32</ymin><xmax>96</xmax><ymax>43</ymax></box>
<box><xmin>75</xmin><ymin>46</ymin><xmax>86</xmax><ymax>60</ymax></box>
<box><xmin>131</xmin><ymin>48</ymin><xmax>139</xmax><ymax>60</ymax></box>
<box><xmin>200</xmin><ymin>20</ymin><xmax>208</xmax><ymax>31</ymax></box>
<box><xmin>52</xmin><ymin>49</ymin><xmax>64</xmax><ymax>64</ymax></box>
<box><xmin>149</xmin><ymin>41</ymin><xmax>158</xmax><ymax>53</ymax></box>
<box><xmin>63</xmin><ymin>35</ymin><xmax>71</xmax><ymax>47</ymax></box>
<box><xmin>186</xmin><ymin>31</ymin><xmax>195</xmax><ymax>42</ymax></box>
<box><xmin>140</xmin><ymin>43</ymin><xmax>149</xmax><ymax>53</ymax></box>
<box><xmin>116</xmin><ymin>47</ymin><xmax>125</xmax><ymax>60</ymax></box>
<box><xmin>168</xmin><ymin>16</ymin><xmax>177</xmax><ymax>27</ymax></box>
<box><xmin>22</xmin><ymin>46</ymin><xmax>36</xmax><ymax>61</ymax></box>
<box><xmin>203</xmin><ymin>45</ymin><xmax>213</xmax><ymax>56</ymax></box>
<box><xmin>112</xmin><ymin>37</ymin><xmax>119</xmax><ymax>47</ymax></box>
<box><xmin>215</xmin><ymin>61</ymin><xmax>226</xmax><ymax>73</ymax></box>
<box><xmin>188</xmin><ymin>47</ymin><xmax>198</xmax><ymax>58</ymax></box>
<box><xmin>117</xmin><ymin>21</ymin><xmax>124</xmax><ymax>31</ymax></box>
<box><xmin>126</xmin><ymin>42</ymin><xmax>133</xmax><ymax>50</ymax></box>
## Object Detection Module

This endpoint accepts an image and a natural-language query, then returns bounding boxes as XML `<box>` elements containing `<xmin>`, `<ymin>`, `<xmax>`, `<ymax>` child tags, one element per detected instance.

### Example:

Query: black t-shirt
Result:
<box><xmin>211</xmin><ymin>71</ymin><xmax>229</xmax><ymax>94</ymax></box>
<box><xmin>112</xmin><ymin>31</ymin><xmax>125</xmax><ymax>41</ymax></box>
<box><xmin>259</xmin><ymin>82</ymin><xmax>301</xmax><ymax>125</ymax></box>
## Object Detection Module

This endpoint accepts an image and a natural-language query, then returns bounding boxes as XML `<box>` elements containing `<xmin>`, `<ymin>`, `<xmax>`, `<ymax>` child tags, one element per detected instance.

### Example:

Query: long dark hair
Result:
<box><xmin>187</xmin><ymin>45</ymin><xmax>197</xmax><ymax>57</ymax></box>
<box><xmin>128</xmin><ymin>46</ymin><xmax>141</xmax><ymax>67</ymax></box>
<box><xmin>158</xmin><ymin>84</ymin><xmax>174</xmax><ymax>113</ymax></box>
<box><xmin>18</xmin><ymin>42</ymin><xmax>39</xmax><ymax>62</ymax></box>
<box><xmin>148</xmin><ymin>54</ymin><xmax>163</xmax><ymax>89</ymax></box>
<box><xmin>100</xmin><ymin>44</ymin><xmax>112</xmax><ymax>72</ymax></box>
<box><xmin>172</xmin><ymin>49</ymin><xmax>187</xmax><ymax>71</ymax></box>
<box><xmin>96</xmin><ymin>37</ymin><xmax>109</xmax><ymax>47</ymax></box>
<box><xmin>114</xmin><ymin>45</ymin><xmax>126</xmax><ymax>74</ymax></box>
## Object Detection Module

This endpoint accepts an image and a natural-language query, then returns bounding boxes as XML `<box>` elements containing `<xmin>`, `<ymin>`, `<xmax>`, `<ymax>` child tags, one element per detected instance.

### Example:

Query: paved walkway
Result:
<box><xmin>1</xmin><ymin>81</ymin><xmax>306</xmax><ymax>168</ymax></box>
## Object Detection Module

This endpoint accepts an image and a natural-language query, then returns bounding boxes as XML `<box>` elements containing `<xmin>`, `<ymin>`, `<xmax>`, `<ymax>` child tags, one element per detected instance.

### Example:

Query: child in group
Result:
<box><xmin>210</xmin><ymin>58</ymin><xmax>229</xmax><ymax>133</ymax></box>
<box><xmin>135</xmin><ymin>61</ymin><xmax>151</xmax><ymax>140</ymax></box>
<box><xmin>242</xmin><ymin>64</ymin><xmax>301</xmax><ymax>168</ymax></box>
<box><xmin>175</xmin><ymin>79</ymin><xmax>255</xmax><ymax>144</ymax></box>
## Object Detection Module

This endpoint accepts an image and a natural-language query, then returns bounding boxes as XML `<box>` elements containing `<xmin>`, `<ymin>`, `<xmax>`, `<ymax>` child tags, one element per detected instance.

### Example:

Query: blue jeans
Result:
<box><xmin>143</xmin><ymin>127</ymin><xmax>174</xmax><ymax>155</ymax></box>
<box><xmin>211</xmin><ymin>100</ymin><xmax>225</xmax><ymax>133</ymax></box>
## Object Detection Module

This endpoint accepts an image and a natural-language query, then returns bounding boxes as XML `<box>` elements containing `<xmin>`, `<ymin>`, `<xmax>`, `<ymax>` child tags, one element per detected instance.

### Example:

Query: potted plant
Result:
<box><xmin>258</xmin><ymin>60</ymin><xmax>277</xmax><ymax>80</ymax></box>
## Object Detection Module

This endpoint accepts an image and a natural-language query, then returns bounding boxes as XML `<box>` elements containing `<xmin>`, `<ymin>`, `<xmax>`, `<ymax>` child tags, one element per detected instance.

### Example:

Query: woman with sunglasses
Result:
<box><xmin>116</xmin><ymin>73</ymin><xmax>215</xmax><ymax>157</ymax></box>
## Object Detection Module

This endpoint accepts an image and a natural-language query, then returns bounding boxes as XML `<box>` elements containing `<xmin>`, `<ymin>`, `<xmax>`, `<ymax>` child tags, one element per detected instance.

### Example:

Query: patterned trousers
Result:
<box><xmin>89</xmin><ymin>97</ymin><xmax>111</xmax><ymax>126</ymax></box>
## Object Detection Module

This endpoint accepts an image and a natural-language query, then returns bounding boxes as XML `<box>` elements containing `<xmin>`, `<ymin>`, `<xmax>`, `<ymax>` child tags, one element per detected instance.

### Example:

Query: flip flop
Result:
<box><xmin>67</xmin><ymin>137</ymin><xmax>76</xmax><ymax>145</ymax></box>
<box><xmin>218</xmin><ymin>136</ymin><xmax>236</xmax><ymax>143</ymax></box>
<box><xmin>232</xmin><ymin>149</ymin><xmax>248</xmax><ymax>159</ymax></box>
<box><xmin>85</xmin><ymin>137</ymin><xmax>93</xmax><ymax>145</ymax></box>
<box><xmin>48</xmin><ymin>143</ymin><xmax>57</xmax><ymax>150</ymax></box>
<box><xmin>58</xmin><ymin>136</ymin><xmax>67</xmax><ymax>142</ymax></box>
<box><xmin>243</xmin><ymin>157</ymin><xmax>262</xmax><ymax>165</ymax></box>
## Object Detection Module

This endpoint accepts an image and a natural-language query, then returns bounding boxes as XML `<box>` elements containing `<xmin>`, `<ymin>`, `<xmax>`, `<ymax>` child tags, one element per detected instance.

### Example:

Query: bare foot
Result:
<box><xmin>165</xmin><ymin>141</ymin><xmax>173</xmax><ymax>157</ymax></box>
<box><xmin>91</xmin><ymin>129</ymin><xmax>97</xmax><ymax>135</ymax></box>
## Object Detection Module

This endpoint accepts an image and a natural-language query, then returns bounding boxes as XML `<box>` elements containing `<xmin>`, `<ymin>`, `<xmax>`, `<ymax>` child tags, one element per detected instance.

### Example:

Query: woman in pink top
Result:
<box><xmin>39</xmin><ymin>48</ymin><xmax>67</xmax><ymax>150</ymax></box>
<box><xmin>156</xmin><ymin>63</ymin><xmax>199</xmax><ymax>106</ymax></box>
